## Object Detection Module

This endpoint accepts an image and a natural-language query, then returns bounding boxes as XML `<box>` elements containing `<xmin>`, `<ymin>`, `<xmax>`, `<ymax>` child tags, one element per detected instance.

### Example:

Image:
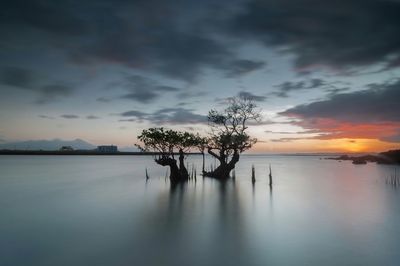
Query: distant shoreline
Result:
<box><xmin>0</xmin><ymin>150</ymin><xmax>347</xmax><ymax>156</ymax></box>
<box><xmin>0</xmin><ymin>150</ymin><xmax>202</xmax><ymax>156</ymax></box>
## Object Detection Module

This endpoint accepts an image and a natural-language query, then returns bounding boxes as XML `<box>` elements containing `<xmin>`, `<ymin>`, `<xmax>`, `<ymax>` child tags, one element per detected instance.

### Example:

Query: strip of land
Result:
<box><xmin>327</xmin><ymin>149</ymin><xmax>400</xmax><ymax>165</ymax></box>
<box><xmin>0</xmin><ymin>150</ymin><xmax>201</xmax><ymax>156</ymax></box>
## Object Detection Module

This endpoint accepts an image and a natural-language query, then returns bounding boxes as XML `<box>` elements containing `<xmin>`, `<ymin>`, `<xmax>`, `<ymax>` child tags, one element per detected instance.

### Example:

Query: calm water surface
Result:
<box><xmin>1</xmin><ymin>155</ymin><xmax>400</xmax><ymax>266</ymax></box>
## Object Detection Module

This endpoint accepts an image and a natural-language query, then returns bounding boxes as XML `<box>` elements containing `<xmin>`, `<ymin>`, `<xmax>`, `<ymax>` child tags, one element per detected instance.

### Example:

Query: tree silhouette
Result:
<box><xmin>204</xmin><ymin>96</ymin><xmax>261</xmax><ymax>179</ymax></box>
<box><xmin>137</xmin><ymin>96</ymin><xmax>261</xmax><ymax>182</ymax></box>
<box><xmin>137</xmin><ymin>128</ymin><xmax>200</xmax><ymax>182</ymax></box>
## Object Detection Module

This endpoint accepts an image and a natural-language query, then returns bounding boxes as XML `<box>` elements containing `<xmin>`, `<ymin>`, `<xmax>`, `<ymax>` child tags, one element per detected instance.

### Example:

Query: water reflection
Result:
<box><xmin>1</xmin><ymin>155</ymin><xmax>400</xmax><ymax>266</ymax></box>
<box><xmin>132</xmin><ymin>179</ymin><xmax>252</xmax><ymax>266</ymax></box>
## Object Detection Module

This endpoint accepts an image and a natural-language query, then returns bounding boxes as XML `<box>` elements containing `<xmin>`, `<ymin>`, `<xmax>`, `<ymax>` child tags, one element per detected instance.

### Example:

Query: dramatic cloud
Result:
<box><xmin>35</xmin><ymin>84</ymin><xmax>73</xmax><ymax>104</ymax></box>
<box><xmin>96</xmin><ymin>97</ymin><xmax>111</xmax><ymax>103</ymax></box>
<box><xmin>119</xmin><ymin>107</ymin><xmax>206</xmax><ymax>125</ymax></box>
<box><xmin>0</xmin><ymin>0</ymin><xmax>264</xmax><ymax>82</ymax></box>
<box><xmin>265</xmin><ymin>130</ymin><xmax>319</xmax><ymax>135</ymax></box>
<box><xmin>38</xmin><ymin>115</ymin><xmax>55</xmax><ymax>119</ymax></box>
<box><xmin>119</xmin><ymin>75</ymin><xmax>181</xmax><ymax>103</ymax></box>
<box><xmin>60</xmin><ymin>114</ymin><xmax>79</xmax><ymax>119</ymax></box>
<box><xmin>0</xmin><ymin>66</ymin><xmax>34</xmax><ymax>88</ymax></box>
<box><xmin>86</xmin><ymin>115</ymin><xmax>99</xmax><ymax>120</ymax></box>
<box><xmin>177</xmin><ymin>91</ymin><xmax>207</xmax><ymax>99</ymax></box>
<box><xmin>2</xmin><ymin>0</ymin><xmax>400</xmax><ymax>85</ymax></box>
<box><xmin>1</xmin><ymin>0</ymin><xmax>399</xmax><ymax>151</ymax></box>
<box><xmin>270</xmin><ymin>137</ymin><xmax>309</xmax><ymax>143</ymax></box>
<box><xmin>151</xmin><ymin>108</ymin><xmax>207</xmax><ymax>124</ymax></box>
<box><xmin>120</xmin><ymin>110</ymin><xmax>148</xmax><ymax>120</ymax></box>
<box><xmin>225</xmin><ymin>59</ymin><xmax>266</xmax><ymax>77</ymax></box>
<box><xmin>0</xmin><ymin>66</ymin><xmax>73</xmax><ymax>104</ymax></box>
<box><xmin>216</xmin><ymin>91</ymin><xmax>267</xmax><ymax>104</ymax></box>
<box><xmin>280</xmin><ymin>80</ymin><xmax>400</xmax><ymax>142</ymax></box>
<box><xmin>237</xmin><ymin>91</ymin><xmax>267</xmax><ymax>102</ymax></box>
<box><xmin>232</xmin><ymin>0</ymin><xmax>400</xmax><ymax>71</ymax></box>
<box><xmin>0</xmin><ymin>1</ymin><xmax>86</xmax><ymax>36</ymax></box>
<box><xmin>272</xmin><ymin>79</ymin><xmax>331</xmax><ymax>98</ymax></box>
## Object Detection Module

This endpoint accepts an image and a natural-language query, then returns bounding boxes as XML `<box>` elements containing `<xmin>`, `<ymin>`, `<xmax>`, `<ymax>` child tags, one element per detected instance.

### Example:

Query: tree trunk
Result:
<box><xmin>178</xmin><ymin>149</ymin><xmax>189</xmax><ymax>180</ymax></box>
<box><xmin>204</xmin><ymin>151</ymin><xmax>240</xmax><ymax>179</ymax></box>
<box><xmin>155</xmin><ymin>157</ymin><xmax>184</xmax><ymax>183</ymax></box>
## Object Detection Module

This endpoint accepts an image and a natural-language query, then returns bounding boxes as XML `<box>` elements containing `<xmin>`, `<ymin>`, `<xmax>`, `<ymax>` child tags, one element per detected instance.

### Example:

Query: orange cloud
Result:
<box><xmin>294</xmin><ymin>118</ymin><xmax>400</xmax><ymax>141</ymax></box>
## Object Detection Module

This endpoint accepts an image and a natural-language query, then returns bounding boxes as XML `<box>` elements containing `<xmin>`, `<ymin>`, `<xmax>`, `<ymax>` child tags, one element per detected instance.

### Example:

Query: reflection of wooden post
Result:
<box><xmin>251</xmin><ymin>165</ymin><xmax>256</xmax><ymax>183</ymax></box>
<box><xmin>269</xmin><ymin>164</ymin><xmax>273</xmax><ymax>187</ymax></box>
<box><xmin>145</xmin><ymin>168</ymin><xmax>150</xmax><ymax>180</ymax></box>
<box><xmin>202</xmin><ymin>152</ymin><xmax>205</xmax><ymax>173</ymax></box>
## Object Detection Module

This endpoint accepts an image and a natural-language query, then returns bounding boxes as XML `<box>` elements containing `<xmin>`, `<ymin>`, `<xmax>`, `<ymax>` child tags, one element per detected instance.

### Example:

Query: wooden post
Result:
<box><xmin>251</xmin><ymin>165</ymin><xmax>256</xmax><ymax>183</ymax></box>
<box><xmin>269</xmin><ymin>164</ymin><xmax>273</xmax><ymax>187</ymax></box>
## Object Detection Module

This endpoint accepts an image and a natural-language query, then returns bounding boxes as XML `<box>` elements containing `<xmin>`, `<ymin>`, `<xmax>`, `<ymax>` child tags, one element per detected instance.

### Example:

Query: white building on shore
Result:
<box><xmin>97</xmin><ymin>145</ymin><xmax>118</xmax><ymax>153</ymax></box>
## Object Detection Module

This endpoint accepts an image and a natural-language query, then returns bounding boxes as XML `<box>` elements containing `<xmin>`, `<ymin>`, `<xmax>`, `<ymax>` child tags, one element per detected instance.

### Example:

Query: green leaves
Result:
<box><xmin>136</xmin><ymin>95</ymin><xmax>261</xmax><ymax>162</ymax></box>
<box><xmin>137</xmin><ymin>127</ymin><xmax>206</xmax><ymax>156</ymax></box>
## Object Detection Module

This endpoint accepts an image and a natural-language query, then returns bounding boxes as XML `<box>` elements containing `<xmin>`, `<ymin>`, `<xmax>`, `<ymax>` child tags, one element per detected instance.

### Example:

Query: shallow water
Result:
<box><xmin>1</xmin><ymin>155</ymin><xmax>400</xmax><ymax>266</ymax></box>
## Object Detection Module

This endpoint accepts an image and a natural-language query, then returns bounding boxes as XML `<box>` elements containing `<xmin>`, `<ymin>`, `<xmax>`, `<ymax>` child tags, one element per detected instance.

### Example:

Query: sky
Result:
<box><xmin>0</xmin><ymin>0</ymin><xmax>400</xmax><ymax>153</ymax></box>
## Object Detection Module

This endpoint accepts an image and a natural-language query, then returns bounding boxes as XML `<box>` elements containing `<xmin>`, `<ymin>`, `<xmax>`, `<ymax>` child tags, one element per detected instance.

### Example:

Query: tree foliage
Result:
<box><xmin>136</xmin><ymin>95</ymin><xmax>262</xmax><ymax>180</ymax></box>
<box><xmin>207</xmin><ymin>96</ymin><xmax>260</xmax><ymax>163</ymax></box>
<box><xmin>137</xmin><ymin>128</ymin><xmax>195</xmax><ymax>157</ymax></box>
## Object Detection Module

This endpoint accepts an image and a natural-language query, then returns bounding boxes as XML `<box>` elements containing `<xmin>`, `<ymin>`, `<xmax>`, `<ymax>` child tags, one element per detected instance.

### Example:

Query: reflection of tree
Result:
<box><xmin>211</xmin><ymin>180</ymin><xmax>248</xmax><ymax>265</ymax></box>
<box><xmin>130</xmin><ymin>179</ymin><xmax>251</xmax><ymax>266</ymax></box>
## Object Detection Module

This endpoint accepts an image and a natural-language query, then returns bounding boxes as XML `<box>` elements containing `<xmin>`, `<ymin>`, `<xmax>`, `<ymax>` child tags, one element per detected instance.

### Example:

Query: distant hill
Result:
<box><xmin>0</xmin><ymin>138</ymin><xmax>96</xmax><ymax>151</ymax></box>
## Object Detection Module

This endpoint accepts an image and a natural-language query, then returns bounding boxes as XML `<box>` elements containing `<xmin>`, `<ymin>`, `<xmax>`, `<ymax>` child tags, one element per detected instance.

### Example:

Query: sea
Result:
<box><xmin>1</xmin><ymin>155</ymin><xmax>399</xmax><ymax>266</ymax></box>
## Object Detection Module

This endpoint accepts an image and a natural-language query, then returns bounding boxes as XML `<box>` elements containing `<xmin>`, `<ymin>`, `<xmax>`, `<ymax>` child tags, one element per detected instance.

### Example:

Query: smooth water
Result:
<box><xmin>1</xmin><ymin>155</ymin><xmax>400</xmax><ymax>266</ymax></box>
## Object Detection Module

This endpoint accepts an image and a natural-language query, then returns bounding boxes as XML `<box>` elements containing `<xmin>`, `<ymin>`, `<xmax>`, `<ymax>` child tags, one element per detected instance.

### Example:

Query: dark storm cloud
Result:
<box><xmin>224</xmin><ymin>59</ymin><xmax>266</xmax><ymax>77</ymax></box>
<box><xmin>0</xmin><ymin>0</ymin><xmax>271</xmax><ymax>83</ymax></box>
<box><xmin>270</xmin><ymin>137</ymin><xmax>310</xmax><ymax>143</ymax></box>
<box><xmin>325</xmin><ymin>87</ymin><xmax>351</xmax><ymax>96</ymax></box>
<box><xmin>280</xmin><ymin>80</ymin><xmax>400</xmax><ymax>142</ymax></box>
<box><xmin>265</xmin><ymin>130</ymin><xmax>319</xmax><ymax>135</ymax></box>
<box><xmin>156</xmin><ymin>86</ymin><xmax>181</xmax><ymax>92</ymax></box>
<box><xmin>86</xmin><ymin>115</ymin><xmax>99</xmax><ymax>120</ymax></box>
<box><xmin>272</xmin><ymin>81</ymin><xmax>306</xmax><ymax>98</ymax></box>
<box><xmin>177</xmin><ymin>91</ymin><xmax>207</xmax><ymax>99</ymax></box>
<box><xmin>119</xmin><ymin>75</ymin><xmax>182</xmax><ymax>103</ymax></box>
<box><xmin>232</xmin><ymin>0</ymin><xmax>400</xmax><ymax>71</ymax></box>
<box><xmin>215</xmin><ymin>91</ymin><xmax>267</xmax><ymax>104</ymax></box>
<box><xmin>0</xmin><ymin>66</ymin><xmax>74</xmax><ymax>104</ymax></box>
<box><xmin>0</xmin><ymin>66</ymin><xmax>34</xmax><ymax>88</ymax></box>
<box><xmin>272</xmin><ymin>79</ymin><xmax>328</xmax><ymax>97</ymax></box>
<box><xmin>35</xmin><ymin>84</ymin><xmax>73</xmax><ymax>104</ymax></box>
<box><xmin>38</xmin><ymin>115</ymin><xmax>55</xmax><ymax>119</ymax></box>
<box><xmin>119</xmin><ymin>107</ymin><xmax>206</xmax><ymax>125</ymax></box>
<box><xmin>0</xmin><ymin>0</ymin><xmax>87</xmax><ymax>36</ymax></box>
<box><xmin>120</xmin><ymin>91</ymin><xmax>159</xmax><ymax>103</ymax></box>
<box><xmin>151</xmin><ymin>108</ymin><xmax>207</xmax><ymax>124</ymax></box>
<box><xmin>120</xmin><ymin>110</ymin><xmax>148</xmax><ymax>119</ymax></box>
<box><xmin>96</xmin><ymin>97</ymin><xmax>111</xmax><ymax>103</ymax></box>
<box><xmin>60</xmin><ymin>114</ymin><xmax>79</xmax><ymax>119</ymax></box>
<box><xmin>281</xmin><ymin>80</ymin><xmax>400</xmax><ymax>123</ymax></box>
<box><xmin>237</xmin><ymin>91</ymin><xmax>267</xmax><ymax>102</ymax></box>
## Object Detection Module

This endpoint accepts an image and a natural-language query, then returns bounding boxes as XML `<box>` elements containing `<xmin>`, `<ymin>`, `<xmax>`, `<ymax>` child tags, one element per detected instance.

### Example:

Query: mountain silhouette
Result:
<box><xmin>0</xmin><ymin>138</ymin><xmax>96</xmax><ymax>150</ymax></box>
